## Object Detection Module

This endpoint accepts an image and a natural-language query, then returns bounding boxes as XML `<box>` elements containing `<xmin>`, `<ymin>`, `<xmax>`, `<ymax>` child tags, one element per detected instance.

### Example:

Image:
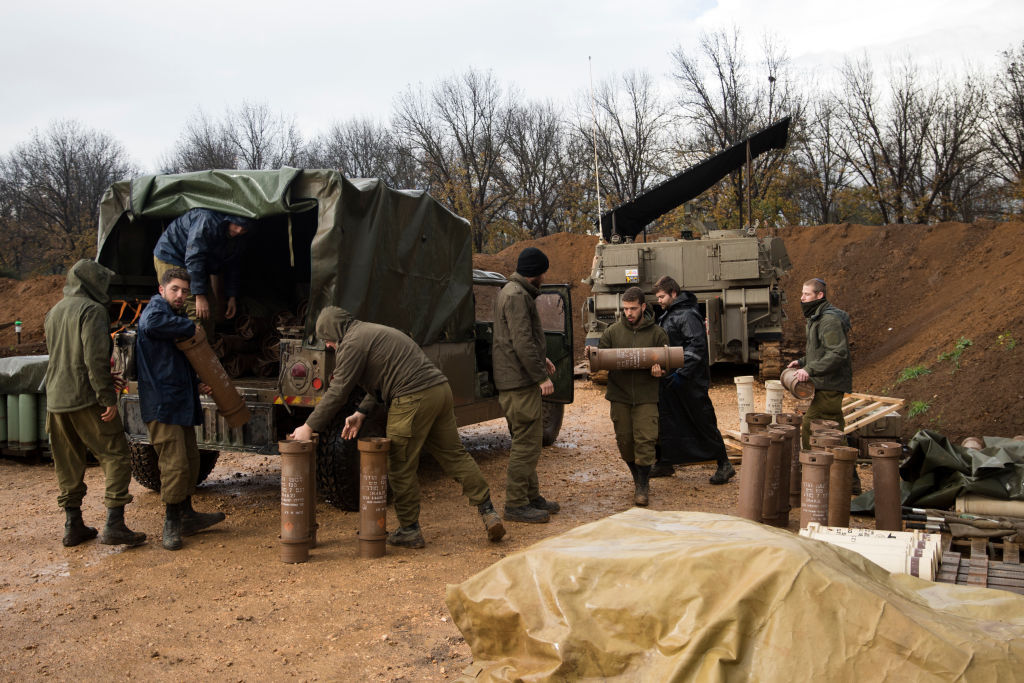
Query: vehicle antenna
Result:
<box><xmin>588</xmin><ymin>56</ymin><xmax>604</xmax><ymax>244</ymax></box>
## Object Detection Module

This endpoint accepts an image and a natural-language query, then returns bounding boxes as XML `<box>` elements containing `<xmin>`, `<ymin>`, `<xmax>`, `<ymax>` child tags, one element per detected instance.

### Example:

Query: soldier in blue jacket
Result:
<box><xmin>137</xmin><ymin>267</ymin><xmax>226</xmax><ymax>550</ymax></box>
<box><xmin>153</xmin><ymin>208</ymin><xmax>252</xmax><ymax>340</ymax></box>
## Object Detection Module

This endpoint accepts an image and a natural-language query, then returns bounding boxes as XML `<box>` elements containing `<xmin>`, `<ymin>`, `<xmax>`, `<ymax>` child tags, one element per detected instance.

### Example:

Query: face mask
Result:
<box><xmin>801</xmin><ymin>299</ymin><xmax>823</xmax><ymax>317</ymax></box>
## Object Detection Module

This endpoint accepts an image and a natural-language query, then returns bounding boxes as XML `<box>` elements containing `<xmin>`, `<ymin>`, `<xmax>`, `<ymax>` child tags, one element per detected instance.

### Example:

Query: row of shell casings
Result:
<box><xmin>737</xmin><ymin>414</ymin><xmax>798</xmax><ymax>526</ymax></box>
<box><xmin>1</xmin><ymin>393</ymin><xmax>49</xmax><ymax>451</ymax></box>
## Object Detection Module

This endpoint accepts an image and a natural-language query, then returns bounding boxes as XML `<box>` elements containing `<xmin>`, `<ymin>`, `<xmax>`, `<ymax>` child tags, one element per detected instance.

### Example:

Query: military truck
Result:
<box><xmin>96</xmin><ymin>168</ymin><xmax>573</xmax><ymax>510</ymax></box>
<box><xmin>583</xmin><ymin>117</ymin><xmax>792</xmax><ymax>380</ymax></box>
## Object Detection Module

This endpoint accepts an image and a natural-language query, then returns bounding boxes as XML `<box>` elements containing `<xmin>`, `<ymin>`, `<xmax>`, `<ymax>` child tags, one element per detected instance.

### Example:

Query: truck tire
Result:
<box><xmin>541</xmin><ymin>402</ymin><xmax>564</xmax><ymax>447</ymax></box>
<box><xmin>128</xmin><ymin>439</ymin><xmax>220</xmax><ymax>492</ymax></box>
<box><xmin>316</xmin><ymin>413</ymin><xmax>361</xmax><ymax>511</ymax></box>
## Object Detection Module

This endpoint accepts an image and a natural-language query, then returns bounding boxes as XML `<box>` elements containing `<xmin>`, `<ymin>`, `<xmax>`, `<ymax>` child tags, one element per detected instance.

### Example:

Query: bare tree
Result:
<box><xmin>162</xmin><ymin>102</ymin><xmax>306</xmax><ymax>173</ymax></box>
<box><xmin>670</xmin><ymin>29</ymin><xmax>799</xmax><ymax>226</ymax></box>
<box><xmin>1</xmin><ymin>120</ymin><xmax>137</xmax><ymax>272</ymax></box>
<box><xmin>791</xmin><ymin>94</ymin><xmax>852</xmax><ymax>223</ymax></box>
<box><xmin>393</xmin><ymin>69</ymin><xmax>512</xmax><ymax>251</ymax></box>
<box><xmin>985</xmin><ymin>42</ymin><xmax>1024</xmax><ymax>212</ymax></box>
<box><xmin>161</xmin><ymin>110</ymin><xmax>236</xmax><ymax>173</ymax></box>
<box><xmin>307</xmin><ymin>117</ymin><xmax>422</xmax><ymax>188</ymax></box>
<box><xmin>583</xmin><ymin>70</ymin><xmax>672</xmax><ymax>207</ymax></box>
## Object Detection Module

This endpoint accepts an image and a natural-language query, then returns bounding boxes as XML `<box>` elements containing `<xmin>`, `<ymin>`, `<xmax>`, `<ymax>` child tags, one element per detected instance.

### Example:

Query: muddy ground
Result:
<box><xmin>1</xmin><ymin>219</ymin><xmax>1021</xmax><ymax>679</ymax></box>
<box><xmin>1</xmin><ymin>378</ymin><xmax>856</xmax><ymax>681</ymax></box>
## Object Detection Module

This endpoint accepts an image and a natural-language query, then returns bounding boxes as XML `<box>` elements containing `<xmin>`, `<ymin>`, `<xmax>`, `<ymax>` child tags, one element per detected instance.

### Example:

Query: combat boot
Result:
<box><xmin>163</xmin><ymin>502</ymin><xmax>184</xmax><ymax>551</ymax></box>
<box><xmin>181</xmin><ymin>496</ymin><xmax>226</xmax><ymax>536</ymax></box>
<box><xmin>99</xmin><ymin>506</ymin><xmax>147</xmax><ymax>547</ymax></box>
<box><xmin>710</xmin><ymin>460</ymin><xmax>736</xmax><ymax>485</ymax></box>
<box><xmin>649</xmin><ymin>461</ymin><xmax>675</xmax><ymax>478</ymax></box>
<box><xmin>387</xmin><ymin>523</ymin><xmax>426</xmax><ymax>549</ymax></box>
<box><xmin>63</xmin><ymin>507</ymin><xmax>98</xmax><ymax>547</ymax></box>
<box><xmin>478</xmin><ymin>499</ymin><xmax>506</xmax><ymax>542</ymax></box>
<box><xmin>503</xmin><ymin>504</ymin><xmax>549</xmax><ymax>524</ymax></box>
<box><xmin>529</xmin><ymin>495</ymin><xmax>561</xmax><ymax>514</ymax></box>
<box><xmin>634</xmin><ymin>465</ymin><xmax>651</xmax><ymax>506</ymax></box>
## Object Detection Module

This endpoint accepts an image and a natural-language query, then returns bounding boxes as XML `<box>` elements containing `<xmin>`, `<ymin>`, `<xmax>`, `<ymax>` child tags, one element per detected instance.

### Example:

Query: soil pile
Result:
<box><xmin>0</xmin><ymin>275</ymin><xmax>65</xmax><ymax>356</ymax></box>
<box><xmin>475</xmin><ymin>221</ymin><xmax>1024</xmax><ymax>442</ymax></box>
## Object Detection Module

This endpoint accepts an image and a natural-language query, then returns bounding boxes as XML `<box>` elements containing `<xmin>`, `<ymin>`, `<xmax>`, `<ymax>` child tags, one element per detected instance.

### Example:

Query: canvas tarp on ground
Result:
<box><xmin>96</xmin><ymin>168</ymin><xmax>474</xmax><ymax>346</ymax></box>
<box><xmin>446</xmin><ymin>509</ymin><xmax>1024</xmax><ymax>681</ymax></box>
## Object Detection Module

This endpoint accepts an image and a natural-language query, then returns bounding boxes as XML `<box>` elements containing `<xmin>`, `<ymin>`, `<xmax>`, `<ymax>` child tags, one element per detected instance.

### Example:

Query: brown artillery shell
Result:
<box><xmin>868</xmin><ymin>442</ymin><xmax>903</xmax><ymax>531</ymax></box>
<box><xmin>737</xmin><ymin>433</ymin><xmax>772</xmax><ymax>523</ymax></box>
<box><xmin>809</xmin><ymin>434</ymin><xmax>845</xmax><ymax>449</ymax></box>
<box><xmin>175</xmin><ymin>326</ymin><xmax>251</xmax><ymax>428</ymax></box>
<box><xmin>587</xmin><ymin>345</ymin><xmax>686</xmax><ymax>372</ymax></box>
<box><xmin>769</xmin><ymin>424</ymin><xmax>797</xmax><ymax>525</ymax></box>
<box><xmin>827</xmin><ymin>446</ymin><xmax>859</xmax><ymax>528</ymax></box>
<box><xmin>745</xmin><ymin>413</ymin><xmax>773</xmax><ymax>434</ymax></box>
<box><xmin>780</xmin><ymin>367</ymin><xmax>815</xmax><ymax>399</ymax></box>
<box><xmin>761</xmin><ymin>431</ymin><xmax>787</xmax><ymax>526</ymax></box>
<box><xmin>961</xmin><ymin>436</ymin><xmax>985</xmax><ymax>450</ymax></box>
<box><xmin>358</xmin><ymin>437</ymin><xmax>390</xmax><ymax>559</ymax></box>
<box><xmin>809</xmin><ymin>419</ymin><xmax>840</xmax><ymax>432</ymax></box>
<box><xmin>799</xmin><ymin>450</ymin><xmax>834</xmax><ymax>529</ymax></box>
<box><xmin>279</xmin><ymin>439</ymin><xmax>313</xmax><ymax>563</ymax></box>
<box><xmin>777</xmin><ymin>413</ymin><xmax>804</xmax><ymax>508</ymax></box>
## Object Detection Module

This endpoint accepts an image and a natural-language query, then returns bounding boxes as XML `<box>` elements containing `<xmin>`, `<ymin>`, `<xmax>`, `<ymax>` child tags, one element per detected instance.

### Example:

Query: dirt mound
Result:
<box><xmin>776</xmin><ymin>220</ymin><xmax>1024</xmax><ymax>441</ymax></box>
<box><xmin>474</xmin><ymin>232</ymin><xmax>599</xmax><ymax>361</ymax></box>
<box><xmin>0</xmin><ymin>275</ymin><xmax>65</xmax><ymax>356</ymax></box>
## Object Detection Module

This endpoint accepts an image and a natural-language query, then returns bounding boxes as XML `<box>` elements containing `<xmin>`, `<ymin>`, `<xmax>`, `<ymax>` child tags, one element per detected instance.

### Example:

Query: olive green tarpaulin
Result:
<box><xmin>96</xmin><ymin>168</ymin><xmax>474</xmax><ymax>346</ymax></box>
<box><xmin>0</xmin><ymin>355</ymin><xmax>49</xmax><ymax>393</ymax></box>
<box><xmin>446</xmin><ymin>509</ymin><xmax>1024</xmax><ymax>681</ymax></box>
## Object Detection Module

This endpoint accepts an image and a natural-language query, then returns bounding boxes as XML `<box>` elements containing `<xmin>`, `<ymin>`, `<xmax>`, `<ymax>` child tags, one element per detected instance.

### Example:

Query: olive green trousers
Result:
<box><xmin>386</xmin><ymin>382</ymin><xmax>491</xmax><ymax>528</ymax></box>
<box><xmin>146</xmin><ymin>420</ymin><xmax>201</xmax><ymax>504</ymax></box>
<box><xmin>48</xmin><ymin>405</ymin><xmax>133</xmax><ymax>509</ymax></box>
<box><xmin>498</xmin><ymin>384</ymin><xmax>544</xmax><ymax>508</ymax></box>
<box><xmin>801</xmin><ymin>390</ymin><xmax>846</xmax><ymax>449</ymax></box>
<box><xmin>610</xmin><ymin>401</ymin><xmax>659</xmax><ymax>466</ymax></box>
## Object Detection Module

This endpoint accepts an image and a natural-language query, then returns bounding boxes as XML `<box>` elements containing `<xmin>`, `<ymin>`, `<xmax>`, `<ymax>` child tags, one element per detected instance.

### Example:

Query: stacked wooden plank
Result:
<box><xmin>937</xmin><ymin>538</ymin><xmax>1024</xmax><ymax>594</ymax></box>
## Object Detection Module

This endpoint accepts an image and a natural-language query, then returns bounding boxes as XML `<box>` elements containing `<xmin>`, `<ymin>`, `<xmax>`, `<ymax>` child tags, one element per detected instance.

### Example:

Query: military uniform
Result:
<box><xmin>796</xmin><ymin>299</ymin><xmax>852</xmax><ymax>448</ymax></box>
<box><xmin>492</xmin><ymin>271</ymin><xmax>551</xmax><ymax>515</ymax></box>
<box><xmin>598</xmin><ymin>310</ymin><xmax>667</xmax><ymax>467</ymax></box>
<box><xmin>44</xmin><ymin>260</ymin><xmax>144</xmax><ymax>547</ymax></box>
<box><xmin>306</xmin><ymin>307</ymin><xmax>502</xmax><ymax>546</ymax></box>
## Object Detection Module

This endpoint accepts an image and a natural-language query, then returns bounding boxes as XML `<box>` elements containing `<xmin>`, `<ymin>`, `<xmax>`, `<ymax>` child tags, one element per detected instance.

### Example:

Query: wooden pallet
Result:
<box><xmin>842</xmin><ymin>393</ymin><xmax>905</xmax><ymax>435</ymax></box>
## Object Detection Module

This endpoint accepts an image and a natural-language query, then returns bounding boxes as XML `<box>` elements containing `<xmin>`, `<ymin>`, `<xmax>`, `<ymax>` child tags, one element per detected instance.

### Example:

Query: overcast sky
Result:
<box><xmin>2</xmin><ymin>0</ymin><xmax>1021</xmax><ymax>172</ymax></box>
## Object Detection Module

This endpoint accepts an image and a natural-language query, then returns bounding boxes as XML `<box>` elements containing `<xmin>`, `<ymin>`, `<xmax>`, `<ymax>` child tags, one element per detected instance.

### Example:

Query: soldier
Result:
<box><xmin>289</xmin><ymin>306</ymin><xmax>505</xmax><ymax>549</ymax></box>
<box><xmin>787</xmin><ymin>277</ymin><xmax>853</xmax><ymax>449</ymax></box>
<box><xmin>136</xmin><ymin>267</ymin><xmax>227</xmax><ymax>550</ymax></box>
<box><xmin>650</xmin><ymin>276</ymin><xmax>735</xmax><ymax>485</ymax></box>
<box><xmin>587</xmin><ymin>287</ymin><xmax>667</xmax><ymax>505</ymax></box>
<box><xmin>492</xmin><ymin>247</ymin><xmax>560</xmax><ymax>524</ymax></box>
<box><xmin>44</xmin><ymin>259</ymin><xmax>146</xmax><ymax>547</ymax></box>
<box><xmin>152</xmin><ymin>208</ymin><xmax>253</xmax><ymax>340</ymax></box>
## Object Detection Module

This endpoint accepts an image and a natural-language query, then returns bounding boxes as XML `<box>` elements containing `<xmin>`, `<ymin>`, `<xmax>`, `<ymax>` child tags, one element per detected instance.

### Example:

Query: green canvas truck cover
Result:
<box><xmin>96</xmin><ymin>168</ymin><xmax>474</xmax><ymax>347</ymax></box>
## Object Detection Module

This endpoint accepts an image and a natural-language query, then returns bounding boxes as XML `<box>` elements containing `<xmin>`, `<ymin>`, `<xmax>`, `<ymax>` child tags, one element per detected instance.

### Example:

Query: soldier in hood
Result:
<box><xmin>290</xmin><ymin>307</ymin><xmax>505</xmax><ymax>549</ymax></box>
<box><xmin>44</xmin><ymin>259</ymin><xmax>146</xmax><ymax>548</ymax></box>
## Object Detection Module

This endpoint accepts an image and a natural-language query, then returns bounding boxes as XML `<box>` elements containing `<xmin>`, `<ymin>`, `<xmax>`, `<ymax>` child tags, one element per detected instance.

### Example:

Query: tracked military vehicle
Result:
<box><xmin>583</xmin><ymin>118</ymin><xmax>792</xmax><ymax>380</ymax></box>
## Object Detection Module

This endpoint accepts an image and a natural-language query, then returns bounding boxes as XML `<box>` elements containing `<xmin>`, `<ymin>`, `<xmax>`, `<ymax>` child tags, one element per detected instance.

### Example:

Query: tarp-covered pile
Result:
<box><xmin>0</xmin><ymin>355</ymin><xmax>49</xmax><ymax>394</ymax></box>
<box><xmin>446</xmin><ymin>510</ymin><xmax>1024</xmax><ymax>681</ymax></box>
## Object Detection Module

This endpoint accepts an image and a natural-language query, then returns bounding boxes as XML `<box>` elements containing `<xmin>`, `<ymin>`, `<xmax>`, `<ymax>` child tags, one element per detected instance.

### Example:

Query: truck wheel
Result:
<box><xmin>129</xmin><ymin>440</ymin><xmax>161</xmax><ymax>491</ymax></box>
<box><xmin>128</xmin><ymin>439</ymin><xmax>220</xmax><ymax>491</ymax></box>
<box><xmin>316</xmin><ymin>413</ymin><xmax>361</xmax><ymax>511</ymax></box>
<box><xmin>541</xmin><ymin>402</ymin><xmax>564</xmax><ymax>447</ymax></box>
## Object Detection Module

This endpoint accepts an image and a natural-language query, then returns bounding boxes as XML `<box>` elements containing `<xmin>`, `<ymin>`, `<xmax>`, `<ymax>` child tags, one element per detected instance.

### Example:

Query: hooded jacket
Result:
<box><xmin>598</xmin><ymin>308</ymin><xmax>669</xmax><ymax>405</ymax></box>
<box><xmin>136</xmin><ymin>294</ymin><xmax>202</xmax><ymax>426</ymax></box>
<box><xmin>657</xmin><ymin>291</ymin><xmax>710</xmax><ymax>387</ymax></box>
<box><xmin>306</xmin><ymin>307</ymin><xmax>447</xmax><ymax>432</ymax></box>
<box><xmin>153</xmin><ymin>208</ymin><xmax>250</xmax><ymax>297</ymax></box>
<box><xmin>492</xmin><ymin>272</ymin><xmax>547</xmax><ymax>391</ymax></box>
<box><xmin>797</xmin><ymin>298</ymin><xmax>852</xmax><ymax>393</ymax></box>
<box><xmin>43</xmin><ymin>260</ymin><xmax>118</xmax><ymax>412</ymax></box>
